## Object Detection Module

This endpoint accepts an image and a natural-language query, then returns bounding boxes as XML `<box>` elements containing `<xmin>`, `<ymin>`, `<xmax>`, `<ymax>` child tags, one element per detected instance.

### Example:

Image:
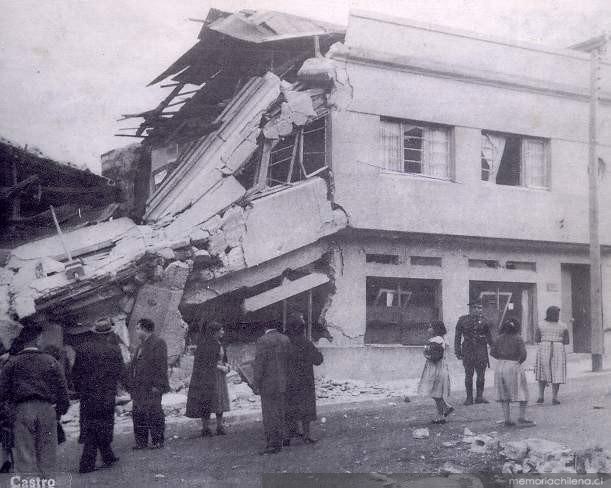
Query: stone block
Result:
<box><xmin>502</xmin><ymin>440</ymin><xmax>529</xmax><ymax>461</ymax></box>
<box><xmin>155</xmin><ymin>247</ymin><xmax>176</xmax><ymax>261</ymax></box>
<box><xmin>412</xmin><ymin>428</ymin><xmax>429</xmax><ymax>439</ymax></box>
<box><xmin>162</xmin><ymin>261</ymin><xmax>190</xmax><ymax>290</ymax></box>
<box><xmin>189</xmin><ymin>227</ymin><xmax>211</xmax><ymax>248</ymax></box>
<box><xmin>207</xmin><ymin>231</ymin><xmax>228</xmax><ymax>256</ymax></box>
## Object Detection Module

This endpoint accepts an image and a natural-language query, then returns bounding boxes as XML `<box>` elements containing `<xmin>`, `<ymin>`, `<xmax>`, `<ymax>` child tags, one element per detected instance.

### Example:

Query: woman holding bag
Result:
<box><xmin>418</xmin><ymin>320</ymin><xmax>454</xmax><ymax>424</ymax></box>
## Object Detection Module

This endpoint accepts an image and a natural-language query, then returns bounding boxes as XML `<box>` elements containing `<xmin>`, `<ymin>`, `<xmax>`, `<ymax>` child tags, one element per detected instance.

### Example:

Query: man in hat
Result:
<box><xmin>0</xmin><ymin>322</ymin><xmax>70</xmax><ymax>476</ymax></box>
<box><xmin>253</xmin><ymin>321</ymin><xmax>291</xmax><ymax>455</ymax></box>
<box><xmin>72</xmin><ymin>317</ymin><xmax>124</xmax><ymax>473</ymax></box>
<box><xmin>454</xmin><ymin>299</ymin><xmax>494</xmax><ymax>405</ymax></box>
<box><xmin>128</xmin><ymin>318</ymin><xmax>169</xmax><ymax>450</ymax></box>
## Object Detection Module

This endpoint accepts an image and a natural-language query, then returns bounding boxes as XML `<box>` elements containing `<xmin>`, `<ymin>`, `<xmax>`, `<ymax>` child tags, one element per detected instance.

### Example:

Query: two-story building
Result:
<box><xmin>313</xmin><ymin>10</ymin><xmax>611</xmax><ymax>378</ymax></box>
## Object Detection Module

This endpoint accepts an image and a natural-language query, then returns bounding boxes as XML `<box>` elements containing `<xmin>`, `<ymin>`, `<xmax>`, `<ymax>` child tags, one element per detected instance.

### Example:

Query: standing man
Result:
<box><xmin>455</xmin><ymin>299</ymin><xmax>494</xmax><ymax>405</ymax></box>
<box><xmin>72</xmin><ymin>318</ymin><xmax>124</xmax><ymax>473</ymax></box>
<box><xmin>0</xmin><ymin>323</ymin><xmax>69</xmax><ymax>476</ymax></box>
<box><xmin>128</xmin><ymin>318</ymin><xmax>169</xmax><ymax>450</ymax></box>
<box><xmin>253</xmin><ymin>321</ymin><xmax>291</xmax><ymax>455</ymax></box>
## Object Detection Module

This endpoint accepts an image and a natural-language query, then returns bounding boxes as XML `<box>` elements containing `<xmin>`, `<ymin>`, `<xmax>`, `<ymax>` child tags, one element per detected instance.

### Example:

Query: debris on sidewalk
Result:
<box><xmin>440</xmin><ymin>461</ymin><xmax>464</xmax><ymax>474</ymax></box>
<box><xmin>413</xmin><ymin>428</ymin><xmax>430</xmax><ymax>439</ymax></box>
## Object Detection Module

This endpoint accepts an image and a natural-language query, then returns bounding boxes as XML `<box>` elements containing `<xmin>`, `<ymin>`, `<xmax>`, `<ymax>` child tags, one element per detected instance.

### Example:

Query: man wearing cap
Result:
<box><xmin>455</xmin><ymin>299</ymin><xmax>494</xmax><ymax>405</ymax></box>
<box><xmin>128</xmin><ymin>318</ymin><xmax>169</xmax><ymax>450</ymax></box>
<box><xmin>0</xmin><ymin>322</ymin><xmax>70</xmax><ymax>476</ymax></box>
<box><xmin>72</xmin><ymin>317</ymin><xmax>124</xmax><ymax>473</ymax></box>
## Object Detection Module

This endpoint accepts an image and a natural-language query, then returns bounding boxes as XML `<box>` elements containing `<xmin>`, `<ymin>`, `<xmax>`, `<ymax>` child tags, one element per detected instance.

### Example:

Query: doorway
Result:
<box><xmin>561</xmin><ymin>264</ymin><xmax>590</xmax><ymax>353</ymax></box>
<box><xmin>469</xmin><ymin>281</ymin><xmax>536</xmax><ymax>343</ymax></box>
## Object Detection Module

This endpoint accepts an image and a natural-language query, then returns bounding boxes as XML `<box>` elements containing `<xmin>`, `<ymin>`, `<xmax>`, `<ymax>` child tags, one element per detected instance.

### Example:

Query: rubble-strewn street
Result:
<box><xmin>45</xmin><ymin>371</ymin><xmax>611</xmax><ymax>487</ymax></box>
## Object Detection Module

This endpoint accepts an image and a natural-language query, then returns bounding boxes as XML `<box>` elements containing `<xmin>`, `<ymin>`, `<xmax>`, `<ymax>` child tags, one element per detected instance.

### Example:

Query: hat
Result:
<box><xmin>468</xmin><ymin>298</ymin><xmax>482</xmax><ymax>306</ymax></box>
<box><xmin>93</xmin><ymin>318</ymin><xmax>114</xmax><ymax>334</ymax></box>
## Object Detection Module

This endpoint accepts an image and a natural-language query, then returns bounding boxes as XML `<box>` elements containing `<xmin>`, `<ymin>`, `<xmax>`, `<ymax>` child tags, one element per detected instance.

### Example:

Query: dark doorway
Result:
<box><xmin>562</xmin><ymin>264</ymin><xmax>591</xmax><ymax>353</ymax></box>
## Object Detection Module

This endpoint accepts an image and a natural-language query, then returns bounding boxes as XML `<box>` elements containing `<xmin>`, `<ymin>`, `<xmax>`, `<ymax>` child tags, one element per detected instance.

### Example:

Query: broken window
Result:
<box><xmin>505</xmin><ymin>261</ymin><xmax>536</xmax><ymax>271</ymax></box>
<box><xmin>266</xmin><ymin>116</ymin><xmax>328</xmax><ymax>188</ymax></box>
<box><xmin>410</xmin><ymin>256</ymin><xmax>442</xmax><ymax>267</ymax></box>
<box><xmin>380</xmin><ymin>118</ymin><xmax>451</xmax><ymax>179</ymax></box>
<box><xmin>481</xmin><ymin>131</ymin><xmax>548</xmax><ymax>188</ymax></box>
<box><xmin>469</xmin><ymin>259</ymin><xmax>500</xmax><ymax>269</ymax></box>
<box><xmin>365</xmin><ymin>277</ymin><xmax>441</xmax><ymax>345</ymax></box>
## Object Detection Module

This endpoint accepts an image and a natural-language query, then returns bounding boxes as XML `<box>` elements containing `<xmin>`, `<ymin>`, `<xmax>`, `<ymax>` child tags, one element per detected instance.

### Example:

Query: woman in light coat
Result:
<box><xmin>535</xmin><ymin>306</ymin><xmax>569</xmax><ymax>405</ymax></box>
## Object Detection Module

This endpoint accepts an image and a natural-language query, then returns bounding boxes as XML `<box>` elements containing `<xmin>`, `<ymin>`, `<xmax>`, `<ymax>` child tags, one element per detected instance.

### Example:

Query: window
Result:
<box><xmin>365</xmin><ymin>277</ymin><xmax>441</xmax><ymax>345</ymax></box>
<box><xmin>481</xmin><ymin>131</ymin><xmax>548</xmax><ymax>188</ymax></box>
<box><xmin>267</xmin><ymin>116</ymin><xmax>327</xmax><ymax>188</ymax></box>
<box><xmin>380</xmin><ymin>118</ymin><xmax>451</xmax><ymax>179</ymax></box>
<box><xmin>469</xmin><ymin>259</ymin><xmax>500</xmax><ymax>269</ymax></box>
<box><xmin>410</xmin><ymin>256</ymin><xmax>442</xmax><ymax>267</ymax></box>
<box><xmin>366</xmin><ymin>253</ymin><xmax>400</xmax><ymax>265</ymax></box>
<box><xmin>505</xmin><ymin>261</ymin><xmax>536</xmax><ymax>271</ymax></box>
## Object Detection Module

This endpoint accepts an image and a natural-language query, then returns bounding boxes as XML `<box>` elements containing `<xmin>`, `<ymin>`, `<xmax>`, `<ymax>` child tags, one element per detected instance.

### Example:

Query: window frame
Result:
<box><xmin>480</xmin><ymin>130</ymin><xmax>550</xmax><ymax>189</ymax></box>
<box><xmin>380</xmin><ymin>117</ymin><xmax>454</xmax><ymax>181</ymax></box>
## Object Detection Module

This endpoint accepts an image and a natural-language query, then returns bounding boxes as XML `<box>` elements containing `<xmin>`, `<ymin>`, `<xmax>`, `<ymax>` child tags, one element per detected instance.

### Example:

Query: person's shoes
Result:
<box><xmin>504</xmin><ymin>420</ymin><xmax>516</xmax><ymax>427</ymax></box>
<box><xmin>463</xmin><ymin>398</ymin><xmax>473</xmax><ymax>406</ymax></box>
<box><xmin>150</xmin><ymin>442</ymin><xmax>164</xmax><ymax>449</ymax></box>
<box><xmin>79</xmin><ymin>466</ymin><xmax>97</xmax><ymax>474</ymax></box>
<box><xmin>517</xmin><ymin>418</ymin><xmax>536</xmax><ymax>427</ymax></box>
<box><xmin>475</xmin><ymin>397</ymin><xmax>489</xmax><ymax>404</ymax></box>
<box><xmin>444</xmin><ymin>406</ymin><xmax>455</xmax><ymax>417</ymax></box>
<box><xmin>259</xmin><ymin>447</ymin><xmax>281</xmax><ymax>455</ymax></box>
<box><xmin>282</xmin><ymin>439</ymin><xmax>291</xmax><ymax>447</ymax></box>
<box><xmin>100</xmin><ymin>456</ymin><xmax>119</xmax><ymax>468</ymax></box>
<box><xmin>303</xmin><ymin>437</ymin><xmax>317</xmax><ymax>444</ymax></box>
<box><xmin>431</xmin><ymin>418</ymin><xmax>447</xmax><ymax>424</ymax></box>
<box><xmin>131</xmin><ymin>444</ymin><xmax>148</xmax><ymax>450</ymax></box>
<box><xmin>216</xmin><ymin>426</ymin><xmax>227</xmax><ymax>436</ymax></box>
<box><xmin>536</xmin><ymin>398</ymin><xmax>544</xmax><ymax>404</ymax></box>
<box><xmin>552</xmin><ymin>399</ymin><xmax>561</xmax><ymax>405</ymax></box>
<box><xmin>202</xmin><ymin>428</ymin><xmax>213</xmax><ymax>437</ymax></box>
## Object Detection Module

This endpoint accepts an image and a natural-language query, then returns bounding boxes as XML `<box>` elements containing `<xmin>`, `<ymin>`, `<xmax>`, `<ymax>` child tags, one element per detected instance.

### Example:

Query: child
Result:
<box><xmin>417</xmin><ymin>320</ymin><xmax>454</xmax><ymax>424</ymax></box>
<box><xmin>491</xmin><ymin>318</ymin><xmax>535</xmax><ymax>427</ymax></box>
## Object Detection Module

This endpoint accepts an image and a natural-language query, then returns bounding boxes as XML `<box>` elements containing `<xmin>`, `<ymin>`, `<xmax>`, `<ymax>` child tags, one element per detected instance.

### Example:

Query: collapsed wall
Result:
<box><xmin>0</xmin><ymin>57</ymin><xmax>351</xmax><ymax>360</ymax></box>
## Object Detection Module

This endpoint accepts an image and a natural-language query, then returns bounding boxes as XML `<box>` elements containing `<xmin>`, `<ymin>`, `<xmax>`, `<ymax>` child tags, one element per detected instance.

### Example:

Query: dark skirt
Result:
<box><xmin>185</xmin><ymin>369</ymin><xmax>230</xmax><ymax>417</ymax></box>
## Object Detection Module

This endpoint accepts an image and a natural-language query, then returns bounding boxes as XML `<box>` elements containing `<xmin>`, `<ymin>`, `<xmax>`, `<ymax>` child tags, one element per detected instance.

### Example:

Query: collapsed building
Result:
<box><xmin>2</xmin><ymin>9</ymin><xmax>611</xmax><ymax>380</ymax></box>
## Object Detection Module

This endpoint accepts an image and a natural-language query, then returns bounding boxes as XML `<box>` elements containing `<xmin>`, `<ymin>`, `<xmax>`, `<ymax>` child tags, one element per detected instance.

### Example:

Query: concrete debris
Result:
<box><xmin>442</xmin><ymin>441</ymin><xmax>457</xmax><ymax>448</ymax></box>
<box><xmin>469</xmin><ymin>434</ymin><xmax>500</xmax><ymax>454</ymax></box>
<box><xmin>499</xmin><ymin>438</ymin><xmax>586</xmax><ymax>474</ymax></box>
<box><xmin>574</xmin><ymin>447</ymin><xmax>611</xmax><ymax>474</ymax></box>
<box><xmin>412</xmin><ymin>428</ymin><xmax>430</xmax><ymax>439</ymax></box>
<box><xmin>440</xmin><ymin>462</ymin><xmax>464</xmax><ymax>474</ymax></box>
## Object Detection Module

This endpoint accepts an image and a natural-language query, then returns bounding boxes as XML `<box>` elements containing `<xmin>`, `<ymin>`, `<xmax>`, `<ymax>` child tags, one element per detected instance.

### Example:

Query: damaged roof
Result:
<box><xmin>124</xmin><ymin>9</ymin><xmax>344</xmax><ymax>145</ymax></box>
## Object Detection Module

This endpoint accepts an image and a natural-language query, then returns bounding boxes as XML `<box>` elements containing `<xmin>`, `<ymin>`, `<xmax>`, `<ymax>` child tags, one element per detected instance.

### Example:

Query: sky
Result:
<box><xmin>1</xmin><ymin>0</ymin><xmax>610</xmax><ymax>174</ymax></box>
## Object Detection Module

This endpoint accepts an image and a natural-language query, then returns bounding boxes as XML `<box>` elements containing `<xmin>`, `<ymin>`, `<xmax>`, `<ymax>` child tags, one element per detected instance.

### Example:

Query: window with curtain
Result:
<box><xmin>481</xmin><ymin>131</ymin><xmax>548</xmax><ymax>188</ymax></box>
<box><xmin>380</xmin><ymin>118</ymin><xmax>451</xmax><ymax>179</ymax></box>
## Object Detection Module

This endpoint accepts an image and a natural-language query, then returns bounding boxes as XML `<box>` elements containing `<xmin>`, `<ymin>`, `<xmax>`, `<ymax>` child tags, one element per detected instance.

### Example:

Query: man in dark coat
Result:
<box><xmin>253</xmin><ymin>321</ymin><xmax>291</xmax><ymax>455</ymax></box>
<box><xmin>0</xmin><ymin>324</ymin><xmax>69</xmax><ymax>476</ymax></box>
<box><xmin>128</xmin><ymin>318</ymin><xmax>169</xmax><ymax>449</ymax></box>
<box><xmin>455</xmin><ymin>299</ymin><xmax>494</xmax><ymax>405</ymax></box>
<box><xmin>72</xmin><ymin>318</ymin><xmax>124</xmax><ymax>473</ymax></box>
<box><xmin>285</xmin><ymin>314</ymin><xmax>323</xmax><ymax>444</ymax></box>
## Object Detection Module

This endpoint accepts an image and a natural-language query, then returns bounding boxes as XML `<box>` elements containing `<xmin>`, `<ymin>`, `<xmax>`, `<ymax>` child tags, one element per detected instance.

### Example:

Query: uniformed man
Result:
<box><xmin>454</xmin><ymin>299</ymin><xmax>494</xmax><ymax>405</ymax></box>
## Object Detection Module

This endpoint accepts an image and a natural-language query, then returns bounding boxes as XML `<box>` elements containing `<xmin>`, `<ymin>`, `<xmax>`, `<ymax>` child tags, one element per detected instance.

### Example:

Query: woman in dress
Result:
<box><xmin>535</xmin><ymin>306</ymin><xmax>569</xmax><ymax>405</ymax></box>
<box><xmin>285</xmin><ymin>314</ymin><xmax>324</xmax><ymax>444</ymax></box>
<box><xmin>417</xmin><ymin>320</ymin><xmax>453</xmax><ymax>424</ymax></box>
<box><xmin>491</xmin><ymin>318</ymin><xmax>534</xmax><ymax>427</ymax></box>
<box><xmin>186</xmin><ymin>321</ymin><xmax>230</xmax><ymax>436</ymax></box>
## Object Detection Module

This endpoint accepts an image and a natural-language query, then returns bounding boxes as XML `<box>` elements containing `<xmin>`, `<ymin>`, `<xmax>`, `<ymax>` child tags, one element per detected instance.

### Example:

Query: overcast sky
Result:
<box><xmin>1</xmin><ymin>0</ymin><xmax>609</xmax><ymax>173</ymax></box>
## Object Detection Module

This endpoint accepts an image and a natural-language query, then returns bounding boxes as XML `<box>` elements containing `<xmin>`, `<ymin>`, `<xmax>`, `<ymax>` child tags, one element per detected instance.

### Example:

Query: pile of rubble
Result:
<box><xmin>501</xmin><ymin>438</ymin><xmax>611</xmax><ymax>474</ymax></box>
<box><xmin>436</xmin><ymin>427</ymin><xmax>611</xmax><ymax>474</ymax></box>
<box><xmin>315</xmin><ymin>378</ymin><xmax>402</xmax><ymax>401</ymax></box>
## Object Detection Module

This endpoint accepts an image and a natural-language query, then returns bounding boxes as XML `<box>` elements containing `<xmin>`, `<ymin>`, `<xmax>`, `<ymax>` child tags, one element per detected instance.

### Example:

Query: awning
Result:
<box><xmin>243</xmin><ymin>272</ymin><xmax>329</xmax><ymax>312</ymax></box>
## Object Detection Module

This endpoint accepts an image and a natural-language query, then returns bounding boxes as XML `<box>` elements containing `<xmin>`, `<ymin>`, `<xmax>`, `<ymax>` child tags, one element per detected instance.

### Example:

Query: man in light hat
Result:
<box><xmin>454</xmin><ymin>298</ymin><xmax>493</xmax><ymax>405</ymax></box>
<box><xmin>72</xmin><ymin>317</ymin><xmax>124</xmax><ymax>473</ymax></box>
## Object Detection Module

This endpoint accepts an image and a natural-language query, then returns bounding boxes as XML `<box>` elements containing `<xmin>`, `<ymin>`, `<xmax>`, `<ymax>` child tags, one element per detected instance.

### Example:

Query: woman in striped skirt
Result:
<box><xmin>491</xmin><ymin>318</ymin><xmax>534</xmax><ymax>427</ymax></box>
<box><xmin>535</xmin><ymin>306</ymin><xmax>569</xmax><ymax>405</ymax></box>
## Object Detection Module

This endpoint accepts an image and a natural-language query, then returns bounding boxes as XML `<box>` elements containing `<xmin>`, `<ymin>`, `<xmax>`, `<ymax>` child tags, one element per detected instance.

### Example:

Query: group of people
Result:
<box><xmin>185</xmin><ymin>313</ymin><xmax>324</xmax><ymax>455</ymax></box>
<box><xmin>417</xmin><ymin>300</ymin><xmax>570</xmax><ymax>427</ymax></box>
<box><xmin>0</xmin><ymin>298</ymin><xmax>571</xmax><ymax>475</ymax></box>
<box><xmin>0</xmin><ymin>316</ymin><xmax>169</xmax><ymax>476</ymax></box>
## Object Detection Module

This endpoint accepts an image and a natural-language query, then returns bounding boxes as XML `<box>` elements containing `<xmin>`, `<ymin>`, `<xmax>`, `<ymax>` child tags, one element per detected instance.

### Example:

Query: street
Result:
<box><xmin>45</xmin><ymin>370</ymin><xmax>611</xmax><ymax>488</ymax></box>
